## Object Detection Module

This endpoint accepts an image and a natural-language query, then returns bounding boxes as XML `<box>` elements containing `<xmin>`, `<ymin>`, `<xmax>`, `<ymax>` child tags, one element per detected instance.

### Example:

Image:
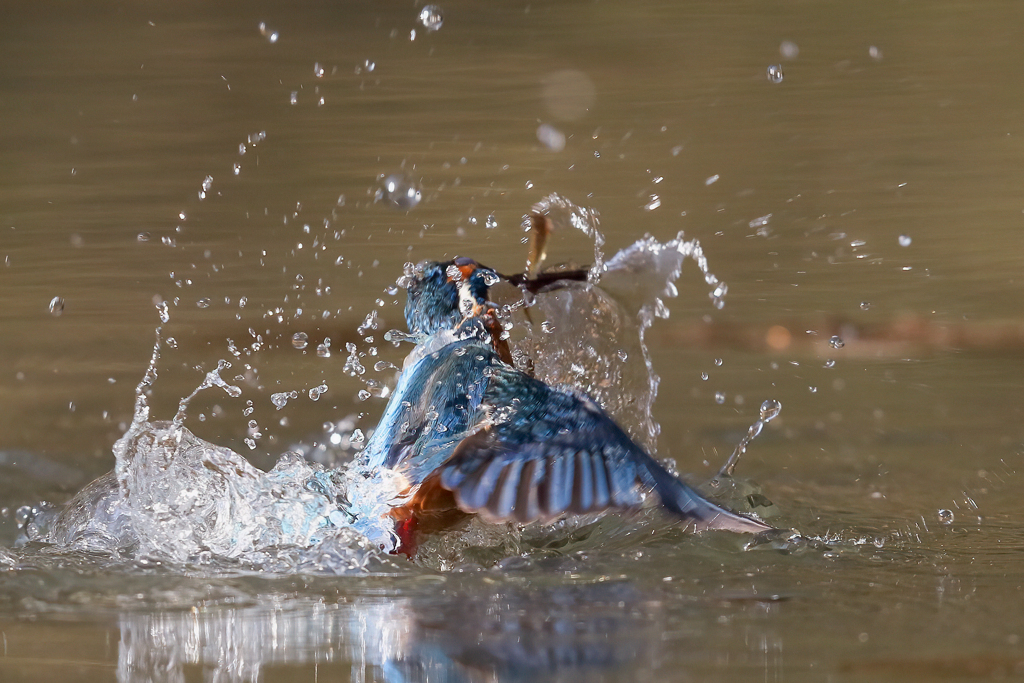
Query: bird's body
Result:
<box><xmin>364</xmin><ymin>258</ymin><xmax>772</xmax><ymax>548</ymax></box>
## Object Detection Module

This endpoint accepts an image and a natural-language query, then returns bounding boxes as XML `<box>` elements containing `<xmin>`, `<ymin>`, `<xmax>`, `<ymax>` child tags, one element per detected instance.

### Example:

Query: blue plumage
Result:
<box><xmin>364</xmin><ymin>258</ymin><xmax>771</xmax><ymax>535</ymax></box>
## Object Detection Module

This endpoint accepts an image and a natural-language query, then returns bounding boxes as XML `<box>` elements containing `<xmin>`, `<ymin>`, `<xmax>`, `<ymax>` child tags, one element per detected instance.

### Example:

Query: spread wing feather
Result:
<box><xmin>439</xmin><ymin>366</ymin><xmax>771</xmax><ymax>533</ymax></box>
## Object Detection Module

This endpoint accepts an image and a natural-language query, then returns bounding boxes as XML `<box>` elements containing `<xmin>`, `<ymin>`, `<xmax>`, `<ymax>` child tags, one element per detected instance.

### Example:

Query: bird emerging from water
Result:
<box><xmin>361</xmin><ymin>255</ymin><xmax>773</xmax><ymax>553</ymax></box>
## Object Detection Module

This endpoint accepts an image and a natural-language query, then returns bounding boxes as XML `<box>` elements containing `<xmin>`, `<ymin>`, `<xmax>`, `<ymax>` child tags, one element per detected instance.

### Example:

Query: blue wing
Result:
<box><xmin>438</xmin><ymin>365</ymin><xmax>771</xmax><ymax>533</ymax></box>
<box><xmin>361</xmin><ymin>334</ymin><xmax>501</xmax><ymax>486</ymax></box>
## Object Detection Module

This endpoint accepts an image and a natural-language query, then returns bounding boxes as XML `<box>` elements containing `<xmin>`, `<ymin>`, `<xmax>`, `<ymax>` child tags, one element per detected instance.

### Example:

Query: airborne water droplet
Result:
<box><xmin>759</xmin><ymin>399</ymin><xmax>782</xmax><ymax>422</ymax></box>
<box><xmin>357</xmin><ymin>310</ymin><xmax>380</xmax><ymax>336</ymax></box>
<box><xmin>717</xmin><ymin>399</ymin><xmax>781</xmax><ymax>478</ymax></box>
<box><xmin>48</xmin><ymin>296</ymin><xmax>65</xmax><ymax>316</ymax></box>
<box><xmin>156</xmin><ymin>301</ymin><xmax>170</xmax><ymax>323</ymax></box>
<box><xmin>418</xmin><ymin>5</ymin><xmax>444</xmax><ymax>32</ymax></box>
<box><xmin>258</xmin><ymin>22</ymin><xmax>279</xmax><ymax>44</ymax></box>
<box><xmin>711</xmin><ymin>282</ymin><xmax>728</xmax><ymax>309</ymax></box>
<box><xmin>829</xmin><ymin>335</ymin><xmax>845</xmax><ymax>349</ymax></box>
<box><xmin>937</xmin><ymin>509</ymin><xmax>954</xmax><ymax>525</ymax></box>
<box><xmin>271</xmin><ymin>391</ymin><xmax>294</xmax><ymax>409</ymax></box>
<box><xmin>767</xmin><ymin>64</ymin><xmax>784</xmax><ymax>83</ymax></box>
<box><xmin>379</xmin><ymin>174</ymin><xmax>422</xmax><ymax>210</ymax></box>
<box><xmin>898</xmin><ymin>234</ymin><xmax>912</xmax><ymax>247</ymax></box>
<box><xmin>292</xmin><ymin>332</ymin><xmax>308</xmax><ymax>350</ymax></box>
<box><xmin>344</xmin><ymin>342</ymin><xmax>366</xmax><ymax>376</ymax></box>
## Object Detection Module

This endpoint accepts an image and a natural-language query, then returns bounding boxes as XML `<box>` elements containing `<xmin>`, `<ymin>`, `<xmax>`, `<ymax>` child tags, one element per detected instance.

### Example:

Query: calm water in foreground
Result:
<box><xmin>2</xmin><ymin>1</ymin><xmax>1024</xmax><ymax>681</ymax></box>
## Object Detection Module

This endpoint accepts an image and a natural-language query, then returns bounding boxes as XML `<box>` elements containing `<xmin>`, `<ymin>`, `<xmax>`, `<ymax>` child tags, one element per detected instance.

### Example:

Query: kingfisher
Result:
<box><xmin>361</xmin><ymin>257</ymin><xmax>772</xmax><ymax>551</ymax></box>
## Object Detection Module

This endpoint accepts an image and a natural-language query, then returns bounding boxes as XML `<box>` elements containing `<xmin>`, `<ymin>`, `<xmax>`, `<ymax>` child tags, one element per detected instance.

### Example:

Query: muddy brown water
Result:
<box><xmin>2</xmin><ymin>1</ymin><xmax>1024</xmax><ymax>681</ymax></box>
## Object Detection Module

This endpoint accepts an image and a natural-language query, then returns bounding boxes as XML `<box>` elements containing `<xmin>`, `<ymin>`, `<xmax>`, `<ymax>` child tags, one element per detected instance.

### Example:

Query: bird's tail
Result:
<box><xmin>638</xmin><ymin>452</ymin><xmax>773</xmax><ymax>534</ymax></box>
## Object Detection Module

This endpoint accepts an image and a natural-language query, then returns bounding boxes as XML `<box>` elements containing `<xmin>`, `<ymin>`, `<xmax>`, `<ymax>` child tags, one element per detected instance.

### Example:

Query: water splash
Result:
<box><xmin>502</xmin><ymin>221</ymin><xmax>729</xmax><ymax>453</ymax></box>
<box><xmin>530</xmin><ymin>193</ymin><xmax>605</xmax><ymax>280</ymax></box>
<box><xmin>684</xmin><ymin>400</ymin><xmax>785</xmax><ymax>527</ymax></box>
<box><xmin>36</xmin><ymin>208</ymin><xmax>774</xmax><ymax>571</ymax></box>
<box><xmin>717</xmin><ymin>399</ymin><xmax>781</xmax><ymax>478</ymax></box>
<box><xmin>34</xmin><ymin>318</ymin><xmax>403</xmax><ymax>569</ymax></box>
<box><xmin>172</xmin><ymin>360</ymin><xmax>241</xmax><ymax>426</ymax></box>
<box><xmin>599</xmin><ymin>232</ymin><xmax>731</xmax><ymax>448</ymax></box>
<box><xmin>99</xmin><ymin>422</ymin><xmax>396</xmax><ymax>564</ymax></box>
<box><xmin>45</xmin><ymin>414</ymin><xmax>402</xmax><ymax>566</ymax></box>
<box><xmin>130</xmin><ymin>326</ymin><xmax>163</xmax><ymax>427</ymax></box>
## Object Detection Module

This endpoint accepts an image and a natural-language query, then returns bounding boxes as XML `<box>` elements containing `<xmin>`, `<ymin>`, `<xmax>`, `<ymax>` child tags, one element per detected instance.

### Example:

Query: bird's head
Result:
<box><xmin>403</xmin><ymin>257</ymin><xmax>500</xmax><ymax>336</ymax></box>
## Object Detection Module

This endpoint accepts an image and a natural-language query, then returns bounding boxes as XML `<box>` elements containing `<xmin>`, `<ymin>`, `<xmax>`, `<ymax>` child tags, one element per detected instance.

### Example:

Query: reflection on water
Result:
<box><xmin>0</xmin><ymin>541</ymin><xmax>801</xmax><ymax>683</ymax></box>
<box><xmin>116</xmin><ymin>580</ymin><xmax>668</xmax><ymax>682</ymax></box>
<box><xmin>118</xmin><ymin>597</ymin><xmax>414</xmax><ymax>682</ymax></box>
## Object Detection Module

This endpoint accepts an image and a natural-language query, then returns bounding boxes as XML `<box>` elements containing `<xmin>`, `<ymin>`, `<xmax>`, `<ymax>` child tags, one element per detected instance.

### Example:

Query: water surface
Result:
<box><xmin>2</xmin><ymin>1</ymin><xmax>1024</xmax><ymax>680</ymax></box>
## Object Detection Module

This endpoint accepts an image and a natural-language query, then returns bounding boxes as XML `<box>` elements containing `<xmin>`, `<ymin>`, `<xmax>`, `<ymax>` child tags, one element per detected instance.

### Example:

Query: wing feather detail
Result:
<box><xmin>436</xmin><ymin>366</ymin><xmax>771</xmax><ymax>533</ymax></box>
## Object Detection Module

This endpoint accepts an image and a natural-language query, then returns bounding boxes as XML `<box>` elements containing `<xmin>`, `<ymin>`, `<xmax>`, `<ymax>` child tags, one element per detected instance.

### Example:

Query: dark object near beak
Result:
<box><xmin>500</xmin><ymin>267</ymin><xmax>590</xmax><ymax>294</ymax></box>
